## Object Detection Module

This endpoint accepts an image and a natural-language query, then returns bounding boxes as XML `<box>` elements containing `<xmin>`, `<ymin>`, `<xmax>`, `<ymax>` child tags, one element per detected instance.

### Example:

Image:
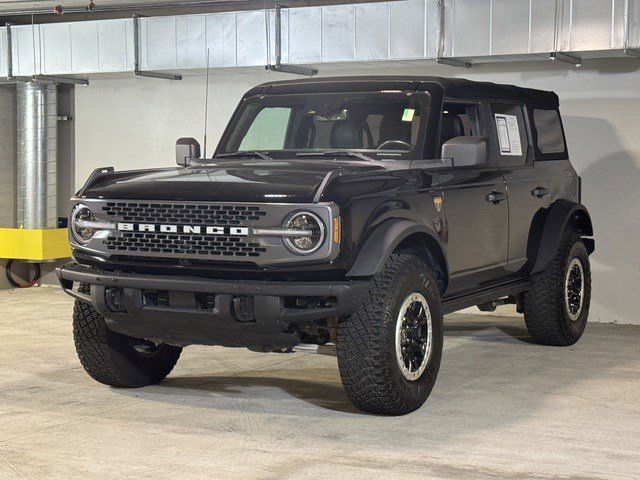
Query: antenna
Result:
<box><xmin>203</xmin><ymin>48</ymin><xmax>211</xmax><ymax>160</ymax></box>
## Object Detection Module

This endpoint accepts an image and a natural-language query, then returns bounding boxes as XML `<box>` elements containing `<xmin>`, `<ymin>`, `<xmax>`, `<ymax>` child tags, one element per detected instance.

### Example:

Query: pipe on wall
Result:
<box><xmin>16</xmin><ymin>82</ymin><xmax>58</xmax><ymax>229</ymax></box>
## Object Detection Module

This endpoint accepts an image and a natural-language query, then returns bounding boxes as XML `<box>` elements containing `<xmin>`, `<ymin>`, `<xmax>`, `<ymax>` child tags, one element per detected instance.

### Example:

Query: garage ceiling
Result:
<box><xmin>2</xmin><ymin>0</ymin><xmax>639</xmax><ymax>77</ymax></box>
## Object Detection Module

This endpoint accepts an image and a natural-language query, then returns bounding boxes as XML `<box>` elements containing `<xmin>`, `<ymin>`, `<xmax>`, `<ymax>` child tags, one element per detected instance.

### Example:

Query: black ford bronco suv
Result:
<box><xmin>58</xmin><ymin>76</ymin><xmax>594</xmax><ymax>415</ymax></box>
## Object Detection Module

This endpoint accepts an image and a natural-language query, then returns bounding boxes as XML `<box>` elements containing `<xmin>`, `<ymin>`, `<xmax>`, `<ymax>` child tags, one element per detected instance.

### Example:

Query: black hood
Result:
<box><xmin>81</xmin><ymin>159</ymin><xmax>389</xmax><ymax>203</ymax></box>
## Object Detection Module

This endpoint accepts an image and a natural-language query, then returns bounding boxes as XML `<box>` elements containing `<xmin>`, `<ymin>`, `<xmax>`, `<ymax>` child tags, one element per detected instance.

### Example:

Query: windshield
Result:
<box><xmin>217</xmin><ymin>91</ymin><xmax>428</xmax><ymax>160</ymax></box>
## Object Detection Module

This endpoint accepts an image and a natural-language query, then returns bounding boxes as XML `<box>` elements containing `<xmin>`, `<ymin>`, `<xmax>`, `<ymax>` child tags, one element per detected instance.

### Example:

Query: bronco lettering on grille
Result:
<box><xmin>116</xmin><ymin>223</ymin><xmax>249</xmax><ymax>236</ymax></box>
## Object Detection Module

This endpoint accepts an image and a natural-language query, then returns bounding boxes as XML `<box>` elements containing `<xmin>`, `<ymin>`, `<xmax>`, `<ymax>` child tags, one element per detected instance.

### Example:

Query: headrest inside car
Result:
<box><xmin>330</xmin><ymin>120</ymin><xmax>361</xmax><ymax>149</ymax></box>
<box><xmin>440</xmin><ymin>113</ymin><xmax>465</xmax><ymax>144</ymax></box>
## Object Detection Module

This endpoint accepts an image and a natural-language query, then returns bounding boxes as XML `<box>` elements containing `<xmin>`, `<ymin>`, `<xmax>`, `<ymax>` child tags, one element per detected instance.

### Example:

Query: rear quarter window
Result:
<box><xmin>532</xmin><ymin>109</ymin><xmax>567</xmax><ymax>160</ymax></box>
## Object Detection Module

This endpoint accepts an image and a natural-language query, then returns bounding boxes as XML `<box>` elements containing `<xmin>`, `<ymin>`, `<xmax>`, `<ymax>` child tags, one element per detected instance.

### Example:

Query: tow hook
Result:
<box><xmin>232</xmin><ymin>296</ymin><xmax>256</xmax><ymax>322</ymax></box>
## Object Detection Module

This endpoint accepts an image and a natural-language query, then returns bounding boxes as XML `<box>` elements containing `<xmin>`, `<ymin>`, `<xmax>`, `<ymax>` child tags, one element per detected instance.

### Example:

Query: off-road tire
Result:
<box><xmin>524</xmin><ymin>229</ymin><xmax>591</xmax><ymax>346</ymax></box>
<box><xmin>73</xmin><ymin>284</ymin><xmax>182</xmax><ymax>387</ymax></box>
<box><xmin>337</xmin><ymin>254</ymin><xmax>444</xmax><ymax>415</ymax></box>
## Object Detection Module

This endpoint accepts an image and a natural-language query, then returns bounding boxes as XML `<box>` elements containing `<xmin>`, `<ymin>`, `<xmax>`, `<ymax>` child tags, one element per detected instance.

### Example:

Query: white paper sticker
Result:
<box><xmin>402</xmin><ymin>108</ymin><xmax>415</xmax><ymax>122</ymax></box>
<box><xmin>494</xmin><ymin>114</ymin><xmax>522</xmax><ymax>156</ymax></box>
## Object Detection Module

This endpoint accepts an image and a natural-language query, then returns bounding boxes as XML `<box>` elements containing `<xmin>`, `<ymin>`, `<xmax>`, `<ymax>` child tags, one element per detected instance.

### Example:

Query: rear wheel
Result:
<box><xmin>337</xmin><ymin>254</ymin><xmax>443</xmax><ymax>415</ymax></box>
<box><xmin>73</xmin><ymin>285</ymin><xmax>182</xmax><ymax>387</ymax></box>
<box><xmin>524</xmin><ymin>229</ymin><xmax>591</xmax><ymax>346</ymax></box>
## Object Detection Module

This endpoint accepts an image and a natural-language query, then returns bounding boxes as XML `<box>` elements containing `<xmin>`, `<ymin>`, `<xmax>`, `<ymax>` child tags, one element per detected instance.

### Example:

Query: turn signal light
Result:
<box><xmin>333</xmin><ymin>217</ymin><xmax>341</xmax><ymax>244</ymax></box>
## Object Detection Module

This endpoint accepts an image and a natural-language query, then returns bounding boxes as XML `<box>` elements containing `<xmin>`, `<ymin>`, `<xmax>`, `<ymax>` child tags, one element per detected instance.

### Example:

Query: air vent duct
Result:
<box><xmin>16</xmin><ymin>82</ymin><xmax>58</xmax><ymax>229</ymax></box>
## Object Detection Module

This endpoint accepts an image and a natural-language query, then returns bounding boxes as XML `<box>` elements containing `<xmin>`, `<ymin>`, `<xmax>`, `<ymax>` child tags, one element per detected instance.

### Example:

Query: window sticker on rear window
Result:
<box><xmin>494</xmin><ymin>113</ymin><xmax>522</xmax><ymax>156</ymax></box>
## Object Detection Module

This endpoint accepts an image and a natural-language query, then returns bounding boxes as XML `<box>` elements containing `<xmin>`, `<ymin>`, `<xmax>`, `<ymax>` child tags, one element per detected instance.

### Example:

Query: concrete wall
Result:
<box><xmin>74</xmin><ymin>71</ymin><xmax>270</xmax><ymax>184</ymax></box>
<box><xmin>74</xmin><ymin>59</ymin><xmax>640</xmax><ymax>324</ymax></box>
<box><xmin>0</xmin><ymin>85</ymin><xmax>16</xmax><ymax>289</ymax></box>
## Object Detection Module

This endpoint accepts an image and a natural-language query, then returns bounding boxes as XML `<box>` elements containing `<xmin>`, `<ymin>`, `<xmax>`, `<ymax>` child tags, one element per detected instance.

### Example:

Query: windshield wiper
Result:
<box><xmin>216</xmin><ymin>151</ymin><xmax>273</xmax><ymax>161</ymax></box>
<box><xmin>297</xmin><ymin>150</ymin><xmax>374</xmax><ymax>162</ymax></box>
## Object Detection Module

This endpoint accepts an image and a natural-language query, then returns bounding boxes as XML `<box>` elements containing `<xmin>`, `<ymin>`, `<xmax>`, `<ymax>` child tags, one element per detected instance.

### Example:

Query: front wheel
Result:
<box><xmin>337</xmin><ymin>254</ymin><xmax>444</xmax><ymax>415</ymax></box>
<box><xmin>73</xmin><ymin>285</ymin><xmax>182</xmax><ymax>388</ymax></box>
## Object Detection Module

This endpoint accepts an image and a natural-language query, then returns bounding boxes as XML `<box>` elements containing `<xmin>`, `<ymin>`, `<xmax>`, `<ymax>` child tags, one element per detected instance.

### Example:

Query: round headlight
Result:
<box><xmin>71</xmin><ymin>204</ymin><xmax>97</xmax><ymax>244</ymax></box>
<box><xmin>283</xmin><ymin>211</ymin><xmax>325</xmax><ymax>255</ymax></box>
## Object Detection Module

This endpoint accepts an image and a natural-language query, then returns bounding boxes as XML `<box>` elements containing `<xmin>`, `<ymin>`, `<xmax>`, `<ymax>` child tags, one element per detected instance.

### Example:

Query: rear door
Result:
<box><xmin>488</xmin><ymin>102</ymin><xmax>551</xmax><ymax>274</ymax></box>
<box><xmin>437</xmin><ymin>101</ymin><xmax>509</xmax><ymax>294</ymax></box>
<box><xmin>529</xmin><ymin>107</ymin><xmax>576</xmax><ymax>205</ymax></box>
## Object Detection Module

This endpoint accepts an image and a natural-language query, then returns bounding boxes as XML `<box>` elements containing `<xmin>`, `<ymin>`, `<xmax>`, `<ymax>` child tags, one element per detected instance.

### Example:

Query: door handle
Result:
<box><xmin>485</xmin><ymin>191</ymin><xmax>507</xmax><ymax>204</ymax></box>
<box><xmin>531</xmin><ymin>187</ymin><xmax>549</xmax><ymax>198</ymax></box>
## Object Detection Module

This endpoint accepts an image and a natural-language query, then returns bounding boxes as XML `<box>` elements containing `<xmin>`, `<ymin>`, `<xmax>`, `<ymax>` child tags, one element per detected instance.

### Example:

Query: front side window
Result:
<box><xmin>438</xmin><ymin>102</ymin><xmax>484</xmax><ymax>150</ymax></box>
<box><xmin>218</xmin><ymin>92</ymin><xmax>428</xmax><ymax>160</ymax></box>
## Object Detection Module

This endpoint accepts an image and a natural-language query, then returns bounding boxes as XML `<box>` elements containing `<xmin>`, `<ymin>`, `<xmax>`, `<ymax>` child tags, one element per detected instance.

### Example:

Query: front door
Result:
<box><xmin>439</xmin><ymin>168</ymin><xmax>509</xmax><ymax>294</ymax></box>
<box><xmin>436</xmin><ymin>102</ymin><xmax>509</xmax><ymax>295</ymax></box>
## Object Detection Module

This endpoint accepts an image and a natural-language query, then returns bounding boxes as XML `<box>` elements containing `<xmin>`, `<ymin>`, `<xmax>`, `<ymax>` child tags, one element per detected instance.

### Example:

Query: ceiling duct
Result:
<box><xmin>0</xmin><ymin>1</ymin><xmax>638</xmax><ymax>78</ymax></box>
<box><xmin>0</xmin><ymin>2</ymin><xmax>442</xmax><ymax>77</ymax></box>
<box><xmin>441</xmin><ymin>0</ymin><xmax>640</xmax><ymax>64</ymax></box>
<box><xmin>0</xmin><ymin>0</ymin><xmax>389</xmax><ymax>19</ymax></box>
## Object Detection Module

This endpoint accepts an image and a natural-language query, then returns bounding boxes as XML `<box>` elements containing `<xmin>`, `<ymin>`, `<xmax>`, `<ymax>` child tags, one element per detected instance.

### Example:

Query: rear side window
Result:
<box><xmin>490</xmin><ymin>103</ymin><xmax>528</xmax><ymax>167</ymax></box>
<box><xmin>532</xmin><ymin>109</ymin><xmax>567</xmax><ymax>158</ymax></box>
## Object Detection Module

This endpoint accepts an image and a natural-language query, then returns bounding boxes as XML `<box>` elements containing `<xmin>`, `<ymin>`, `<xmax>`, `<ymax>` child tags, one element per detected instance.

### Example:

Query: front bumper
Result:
<box><xmin>57</xmin><ymin>263</ymin><xmax>369</xmax><ymax>349</ymax></box>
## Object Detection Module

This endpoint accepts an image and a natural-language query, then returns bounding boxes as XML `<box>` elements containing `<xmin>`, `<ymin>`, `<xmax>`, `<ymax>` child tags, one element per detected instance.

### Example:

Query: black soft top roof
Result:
<box><xmin>245</xmin><ymin>76</ymin><xmax>559</xmax><ymax>109</ymax></box>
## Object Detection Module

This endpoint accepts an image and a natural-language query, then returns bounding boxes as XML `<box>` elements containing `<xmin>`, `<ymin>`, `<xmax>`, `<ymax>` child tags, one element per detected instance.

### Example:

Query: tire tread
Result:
<box><xmin>73</xmin><ymin>284</ymin><xmax>181</xmax><ymax>388</ymax></box>
<box><xmin>337</xmin><ymin>254</ymin><xmax>442</xmax><ymax>415</ymax></box>
<box><xmin>524</xmin><ymin>229</ymin><xmax>590</xmax><ymax>346</ymax></box>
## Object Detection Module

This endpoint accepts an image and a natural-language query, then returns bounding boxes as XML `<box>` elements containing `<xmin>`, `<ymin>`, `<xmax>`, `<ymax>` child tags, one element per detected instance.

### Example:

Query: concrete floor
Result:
<box><xmin>1</xmin><ymin>288</ymin><xmax>638</xmax><ymax>480</ymax></box>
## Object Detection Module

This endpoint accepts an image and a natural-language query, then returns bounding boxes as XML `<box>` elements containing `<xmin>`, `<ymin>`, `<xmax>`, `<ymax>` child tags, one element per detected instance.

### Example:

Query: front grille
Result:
<box><xmin>101</xmin><ymin>202</ymin><xmax>266</xmax><ymax>226</ymax></box>
<box><xmin>76</xmin><ymin>199</ymin><xmax>337</xmax><ymax>265</ymax></box>
<box><xmin>104</xmin><ymin>232</ymin><xmax>267</xmax><ymax>258</ymax></box>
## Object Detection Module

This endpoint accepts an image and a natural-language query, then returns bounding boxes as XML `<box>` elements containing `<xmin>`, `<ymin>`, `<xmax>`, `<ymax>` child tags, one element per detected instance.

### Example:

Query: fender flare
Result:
<box><xmin>346</xmin><ymin>219</ymin><xmax>446</xmax><ymax>278</ymax></box>
<box><xmin>531</xmin><ymin>199</ymin><xmax>594</xmax><ymax>275</ymax></box>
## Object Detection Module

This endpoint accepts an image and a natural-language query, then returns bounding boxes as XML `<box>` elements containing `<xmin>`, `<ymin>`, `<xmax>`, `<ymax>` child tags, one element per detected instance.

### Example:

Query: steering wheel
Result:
<box><xmin>377</xmin><ymin>140</ymin><xmax>413</xmax><ymax>151</ymax></box>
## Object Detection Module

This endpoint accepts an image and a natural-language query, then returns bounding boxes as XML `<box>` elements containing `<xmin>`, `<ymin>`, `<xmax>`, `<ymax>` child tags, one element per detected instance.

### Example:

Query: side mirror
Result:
<box><xmin>176</xmin><ymin>138</ymin><xmax>201</xmax><ymax>167</ymax></box>
<box><xmin>441</xmin><ymin>137</ymin><xmax>487</xmax><ymax>167</ymax></box>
